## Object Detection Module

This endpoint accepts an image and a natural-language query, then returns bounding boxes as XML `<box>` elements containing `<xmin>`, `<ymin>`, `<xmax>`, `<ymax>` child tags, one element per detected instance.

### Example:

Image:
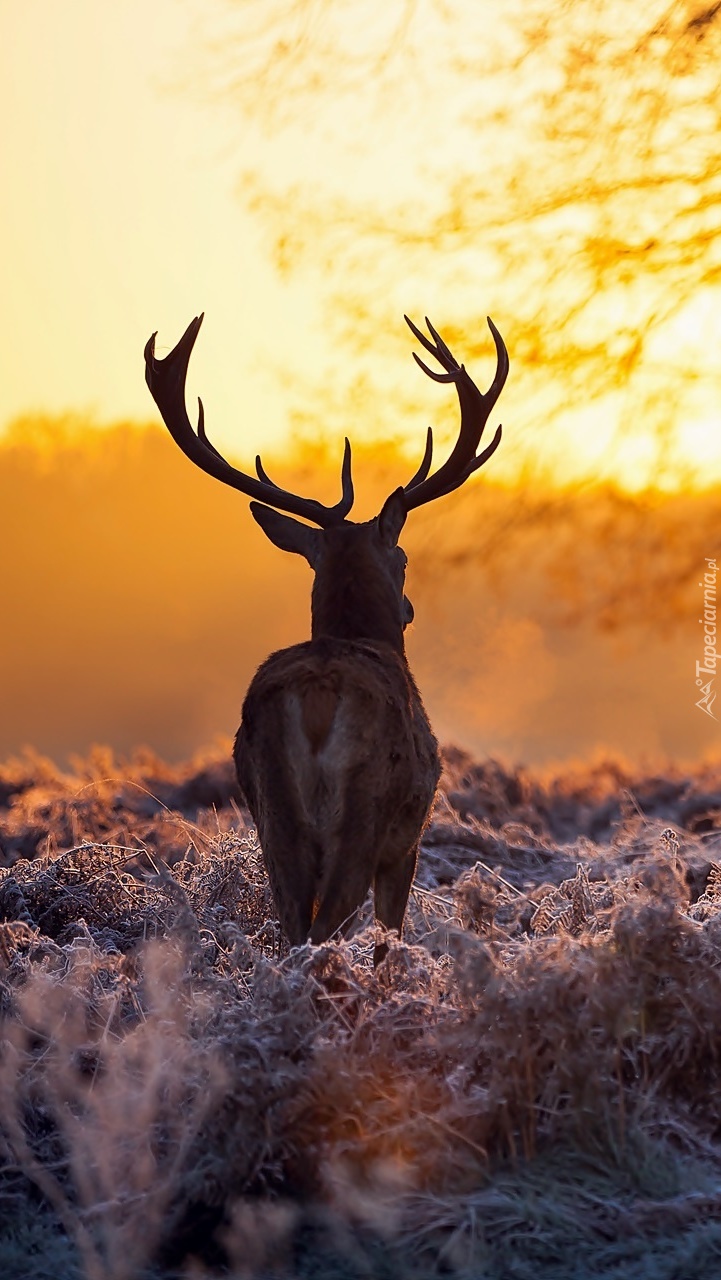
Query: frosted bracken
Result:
<box><xmin>1</xmin><ymin>744</ymin><xmax>721</xmax><ymax>1278</ymax></box>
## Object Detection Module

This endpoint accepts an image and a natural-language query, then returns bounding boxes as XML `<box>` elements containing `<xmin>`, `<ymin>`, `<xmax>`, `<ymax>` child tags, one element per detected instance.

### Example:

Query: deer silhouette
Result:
<box><xmin>145</xmin><ymin>313</ymin><xmax>508</xmax><ymax>961</ymax></box>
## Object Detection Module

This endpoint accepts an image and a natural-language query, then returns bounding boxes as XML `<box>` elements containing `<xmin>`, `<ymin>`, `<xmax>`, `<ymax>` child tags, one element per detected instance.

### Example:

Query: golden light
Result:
<box><xmin>2</xmin><ymin>0</ymin><xmax>718</xmax><ymax>491</ymax></box>
<box><xmin>1</xmin><ymin>0</ymin><xmax>719</xmax><ymax>765</ymax></box>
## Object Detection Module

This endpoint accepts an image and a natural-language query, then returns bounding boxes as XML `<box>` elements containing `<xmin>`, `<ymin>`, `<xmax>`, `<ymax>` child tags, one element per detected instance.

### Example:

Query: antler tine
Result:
<box><xmin>255</xmin><ymin>438</ymin><xmax>353</xmax><ymax>513</ymax></box>
<box><xmin>429</xmin><ymin>424</ymin><xmax>503</xmax><ymax>501</ymax></box>
<box><xmin>255</xmin><ymin>455</ymin><xmax>275</xmax><ymax>486</ymax></box>
<box><xmin>420</xmin><ymin>316</ymin><xmax>460</xmax><ymax>373</ymax></box>
<box><xmin>400</xmin><ymin>316</ymin><xmax>508</xmax><ymax>512</ymax></box>
<box><xmin>255</xmin><ymin>437</ymin><xmax>354</xmax><ymax>516</ymax></box>
<box><xmin>197</xmin><ymin>401</ymin><xmax>226</xmax><ymax>461</ymax></box>
<box><xmin>404</xmin><ymin>426</ymin><xmax>434</xmax><ymax>490</ymax></box>
<box><xmin>484</xmin><ymin>316</ymin><xmax>510</xmax><ymax>400</ymax></box>
<box><xmin>144</xmin><ymin>316</ymin><xmax>354</xmax><ymax>527</ymax></box>
<box><xmin>411</xmin><ymin>352</ymin><xmax>456</xmax><ymax>384</ymax></box>
<box><xmin>405</xmin><ymin>314</ymin><xmax>457</xmax><ymax>384</ymax></box>
<box><xmin>337</xmin><ymin>437</ymin><xmax>355</xmax><ymax>518</ymax></box>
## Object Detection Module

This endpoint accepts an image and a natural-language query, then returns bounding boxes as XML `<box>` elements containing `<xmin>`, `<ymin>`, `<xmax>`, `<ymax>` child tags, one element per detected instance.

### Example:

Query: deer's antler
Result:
<box><xmin>144</xmin><ymin>315</ymin><xmax>354</xmax><ymax>527</ymax></box>
<box><xmin>401</xmin><ymin>316</ymin><xmax>508</xmax><ymax>509</ymax></box>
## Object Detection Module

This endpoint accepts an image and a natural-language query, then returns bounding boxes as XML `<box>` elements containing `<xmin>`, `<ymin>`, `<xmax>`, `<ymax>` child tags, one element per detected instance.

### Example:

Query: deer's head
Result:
<box><xmin>144</xmin><ymin>314</ymin><xmax>509</xmax><ymax>654</ymax></box>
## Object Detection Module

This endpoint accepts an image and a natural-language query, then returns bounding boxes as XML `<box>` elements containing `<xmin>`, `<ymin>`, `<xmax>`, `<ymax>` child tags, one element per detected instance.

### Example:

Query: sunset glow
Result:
<box><xmin>2</xmin><ymin>0</ymin><xmax>719</xmax><ymax>491</ymax></box>
<box><xmin>2</xmin><ymin>0</ymin><xmax>720</xmax><ymax>765</ymax></box>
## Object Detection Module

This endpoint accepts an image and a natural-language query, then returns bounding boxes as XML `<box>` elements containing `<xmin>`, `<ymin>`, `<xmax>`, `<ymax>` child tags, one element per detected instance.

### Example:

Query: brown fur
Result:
<box><xmin>310</xmin><ymin>528</ymin><xmax>406</xmax><ymax>649</ymax></box>
<box><xmin>298</xmin><ymin>679</ymin><xmax>340</xmax><ymax>755</ymax></box>
<box><xmin>234</xmin><ymin>510</ymin><xmax>441</xmax><ymax>963</ymax></box>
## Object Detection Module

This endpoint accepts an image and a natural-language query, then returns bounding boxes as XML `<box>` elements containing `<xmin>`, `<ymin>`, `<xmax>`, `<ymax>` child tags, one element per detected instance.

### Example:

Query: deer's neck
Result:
<box><xmin>310</xmin><ymin>569</ymin><xmax>406</xmax><ymax>655</ymax></box>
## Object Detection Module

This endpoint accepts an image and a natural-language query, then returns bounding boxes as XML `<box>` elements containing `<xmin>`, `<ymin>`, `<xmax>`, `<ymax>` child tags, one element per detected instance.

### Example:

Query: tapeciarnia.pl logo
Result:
<box><xmin>696</xmin><ymin>557</ymin><xmax>718</xmax><ymax>720</ymax></box>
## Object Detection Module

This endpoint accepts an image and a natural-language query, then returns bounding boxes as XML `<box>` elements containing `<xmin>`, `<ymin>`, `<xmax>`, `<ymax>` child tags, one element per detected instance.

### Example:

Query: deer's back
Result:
<box><xmin>234</xmin><ymin>636</ymin><xmax>439</xmax><ymax>832</ymax></box>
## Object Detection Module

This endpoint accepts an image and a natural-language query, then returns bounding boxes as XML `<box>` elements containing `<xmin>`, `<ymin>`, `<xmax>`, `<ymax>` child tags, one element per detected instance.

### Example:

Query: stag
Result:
<box><xmin>144</xmin><ymin>313</ymin><xmax>508</xmax><ymax>961</ymax></box>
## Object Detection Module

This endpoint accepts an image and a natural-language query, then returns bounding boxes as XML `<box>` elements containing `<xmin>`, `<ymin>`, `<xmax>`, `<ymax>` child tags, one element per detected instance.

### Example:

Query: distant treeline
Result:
<box><xmin>3</xmin><ymin>417</ymin><xmax>719</xmax><ymax>764</ymax></box>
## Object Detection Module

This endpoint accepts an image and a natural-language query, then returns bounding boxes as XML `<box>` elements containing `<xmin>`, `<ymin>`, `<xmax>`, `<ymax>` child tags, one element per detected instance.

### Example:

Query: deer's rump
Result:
<box><xmin>233</xmin><ymin>637</ymin><xmax>440</xmax><ymax>946</ymax></box>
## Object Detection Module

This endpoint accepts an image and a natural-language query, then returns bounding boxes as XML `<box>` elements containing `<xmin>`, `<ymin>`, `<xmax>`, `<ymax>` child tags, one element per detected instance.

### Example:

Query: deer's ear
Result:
<box><xmin>377</xmin><ymin>488</ymin><xmax>407</xmax><ymax>548</ymax></box>
<box><xmin>249</xmin><ymin>504</ymin><xmax>322</xmax><ymax>567</ymax></box>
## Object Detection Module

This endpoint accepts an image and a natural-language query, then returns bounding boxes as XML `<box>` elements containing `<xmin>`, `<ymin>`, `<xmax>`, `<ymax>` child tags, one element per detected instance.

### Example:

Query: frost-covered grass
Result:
<box><xmin>1</xmin><ymin>745</ymin><xmax>721</xmax><ymax>1278</ymax></box>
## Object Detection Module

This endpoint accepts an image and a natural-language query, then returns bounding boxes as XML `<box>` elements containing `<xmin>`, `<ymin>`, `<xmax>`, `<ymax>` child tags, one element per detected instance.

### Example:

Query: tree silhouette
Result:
<box><xmin>210</xmin><ymin>0</ymin><xmax>721</xmax><ymax>489</ymax></box>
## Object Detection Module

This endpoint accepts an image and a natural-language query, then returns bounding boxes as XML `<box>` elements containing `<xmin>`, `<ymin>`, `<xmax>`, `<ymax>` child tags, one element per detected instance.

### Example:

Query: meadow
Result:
<box><xmin>1</xmin><ymin>741</ymin><xmax>721</xmax><ymax>1278</ymax></box>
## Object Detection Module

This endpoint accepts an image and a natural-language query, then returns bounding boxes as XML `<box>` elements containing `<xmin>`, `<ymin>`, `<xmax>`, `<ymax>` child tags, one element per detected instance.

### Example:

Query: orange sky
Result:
<box><xmin>0</xmin><ymin>0</ymin><xmax>311</xmax><ymax>455</ymax></box>
<box><xmin>1</xmin><ymin>0</ymin><xmax>468</xmax><ymax>458</ymax></box>
<box><xmin>3</xmin><ymin>421</ymin><xmax>718</xmax><ymax>766</ymax></box>
<box><xmin>2</xmin><ymin>1</ymin><xmax>720</xmax><ymax>488</ymax></box>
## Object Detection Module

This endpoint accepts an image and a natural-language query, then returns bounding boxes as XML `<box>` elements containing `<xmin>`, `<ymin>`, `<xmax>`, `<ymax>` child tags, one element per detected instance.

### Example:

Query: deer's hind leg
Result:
<box><xmin>235</xmin><ymin>722</ymin><xmax>319</xmax><ymax>948</ymax></box>
<box><xmin>260</xmin><ymin>824</ymin><xmax>320</xmax><ymax>947</ymax></box>
<box><xmin>372</xmin><ymin>839</ymin><xmax>419</xmax><ymax>964</ymax></box>
<box><xmin>307</xmin><ymin>779</ymin><xmax>381</xmax><ymax>945</ymax></box>
<box><xmin>308</xmin><ymin>841</ymin><xmax>376</xmax><ymax>945</ymax></box>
